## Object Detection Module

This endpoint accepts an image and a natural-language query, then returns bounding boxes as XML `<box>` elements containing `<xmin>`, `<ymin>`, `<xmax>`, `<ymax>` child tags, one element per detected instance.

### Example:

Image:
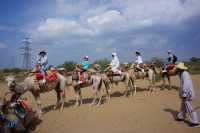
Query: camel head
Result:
<box><xmin>5</xmin><ymin>76</ymin><xmax>16</xmax><ymax>89</ymax></box>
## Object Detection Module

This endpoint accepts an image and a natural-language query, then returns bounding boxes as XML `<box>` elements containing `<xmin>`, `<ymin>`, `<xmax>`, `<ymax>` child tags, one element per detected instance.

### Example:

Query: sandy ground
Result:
<box><xmin>1</xmin><ymin>75</ymin><xmax>200</xmax><ymax>133</ymax></box>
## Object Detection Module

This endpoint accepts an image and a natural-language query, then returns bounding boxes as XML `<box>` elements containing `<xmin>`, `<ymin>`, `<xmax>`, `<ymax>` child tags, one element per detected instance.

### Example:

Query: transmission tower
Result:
<box><xmin>20</xmin><ymin>37</ymin><xmax>32</xmax><ymax>69</ymax></box>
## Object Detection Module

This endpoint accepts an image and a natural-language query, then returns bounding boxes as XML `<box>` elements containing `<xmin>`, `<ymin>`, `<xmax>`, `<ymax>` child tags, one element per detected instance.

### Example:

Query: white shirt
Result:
<box><xmin>180</xmin><ymin>71</ymin><xmax>195</xmax><ymax>100</ymax></box>
<box><xmin>110</xmin><ymin>56</ymin><xmax>120</xmax><ymax>69</ymax></box>
<box><xmin>135</xmin><ymin>56</ymin><xmax>143</xmax><ymax>64</ymax></box>
<box><xmin>37</xmin><ymin>55</ymin><xmax>48</xmax><ymax>65</ymax></box>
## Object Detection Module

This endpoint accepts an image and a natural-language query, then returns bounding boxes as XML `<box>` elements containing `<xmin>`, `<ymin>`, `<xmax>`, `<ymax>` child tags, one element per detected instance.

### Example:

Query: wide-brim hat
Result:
<box><xmin>176</xmin><ymin>62</ymin><xmax>188</xmax><ymax>70</ymax></box>
<box><xmin>135</xmin><ymin>51</ymin><xmax>141</xmax><ymax>55</ymax></box>
<box><xmin>39</xmin><ymin>50</ymin><xmax>46</xmax><ymax>54</ymax></box>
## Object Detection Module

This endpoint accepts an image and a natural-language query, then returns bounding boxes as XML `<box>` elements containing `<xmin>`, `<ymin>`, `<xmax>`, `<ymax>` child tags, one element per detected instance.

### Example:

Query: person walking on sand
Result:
<box><xmin>176</xmin><ymin>62</ymin><xmax>199</xmax><ymax>127</ymax></box>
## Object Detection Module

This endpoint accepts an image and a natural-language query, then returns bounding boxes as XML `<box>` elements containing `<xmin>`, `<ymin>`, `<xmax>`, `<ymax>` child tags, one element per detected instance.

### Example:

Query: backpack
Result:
<box><xmin>172</xmin><ymin>54</ymin><xmax>178</xmax><ymax>63</ymax></box>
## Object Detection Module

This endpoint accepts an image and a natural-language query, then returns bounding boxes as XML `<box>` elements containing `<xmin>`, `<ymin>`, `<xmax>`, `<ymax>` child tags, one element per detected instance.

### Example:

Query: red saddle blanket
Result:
<box><xmin>79</xmin><ymin>72</ymin><xmax>89</xmax><ymax>84</ymax></box>
<box><xmin>35</xmin><ymin>70</ymin><xmax>57</xmax><ymax>82</ymax></box>
<box><xmin>167</xmin><ymin>64</ymin><xmax>175</xmax><ymax>71</ymax></box>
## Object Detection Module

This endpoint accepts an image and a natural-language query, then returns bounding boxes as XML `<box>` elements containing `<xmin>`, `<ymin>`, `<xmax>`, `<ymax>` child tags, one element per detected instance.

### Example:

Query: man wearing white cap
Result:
<box><xmin>110</xmin><ymin>53</ymin><xmax>121</xmax><ymax>74</ymax></box>
<box><xmin>176</xmin><ymin>62</ymin><xmax>199</xmax><ymax>127</ymax></box>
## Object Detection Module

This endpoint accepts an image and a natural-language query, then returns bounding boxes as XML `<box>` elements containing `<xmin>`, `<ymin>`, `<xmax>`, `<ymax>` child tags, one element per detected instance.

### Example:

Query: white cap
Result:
<box><xmin>112</xmin><ymin>52</ymin><xmax>117</xmax><ymax>56</ymax></box>
<box><xmin>167</xmin><ymin>49</ymin><xmax>172</xmax><ymax>53</ymax></box>
<box><xmin>84</xmin><ymin>56</ymin><xmax>89</xmax><ymax>59</ymax></box>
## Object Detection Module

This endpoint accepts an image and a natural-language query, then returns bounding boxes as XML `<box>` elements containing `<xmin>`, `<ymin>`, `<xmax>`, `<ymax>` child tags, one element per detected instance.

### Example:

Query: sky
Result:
<box><xmin>0</xmin><ymin>0</ymin><xmax>200</xmax><ymax>68</ymax></box>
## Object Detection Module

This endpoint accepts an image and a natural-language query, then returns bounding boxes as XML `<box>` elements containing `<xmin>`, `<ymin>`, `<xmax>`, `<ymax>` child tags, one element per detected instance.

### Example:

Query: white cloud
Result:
<box><xmin>0</xmin><ymin>42</ymin><xmax>7</xmax><ymax>48</ymax></box>
<box><xmin>87</xmin><ymin>10</ymin><xmax>126</xmax><ymax>33</ymax></box>
<box><xmin>27</xmin><ymin>0</ymin><xmax>200</xmax><ymax>62</ymax></box>
<box><xmin>32</xmin><ymin>18</ymin><xmax>93</xmax><ymax>41</ymax></box>
<box><xmin>31</xmin><ymin>0</ymin><xmax>200</xmax><ymax>41</ymax></box>
<box><xmin>122</xmin><ymin>0</ymin><xmax>200</xmax><ymax>26</ymax></box>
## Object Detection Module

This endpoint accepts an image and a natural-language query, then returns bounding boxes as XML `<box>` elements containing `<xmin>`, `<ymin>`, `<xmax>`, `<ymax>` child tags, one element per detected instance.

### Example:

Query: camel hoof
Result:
<box><xmin>37</xmin><ymin>111</ymin><xmax>43</xmax><ymax>119</ymax></box>
<box><xmin>75</xmin><ymin>102</ymin><xmax>79</xmax><ymax>106</ymax></box>
<box><xmin>97</xmin><ymin>103</ymin><xmax>101</xmax><ymax>106</ymax></box>
<box><xmin>53</xmin><ymin>105</ymin><xmax>57</xmax><ymax>110</ymax></box>
<box><xmin>60</xmin><ymin>105</ymin><xmax>64</xmax><ymax>111</ymax></box>
<box><xmin>90</xmin><ymin>102</ymin><xmax>96</xmax><ymax>106</ymax></box>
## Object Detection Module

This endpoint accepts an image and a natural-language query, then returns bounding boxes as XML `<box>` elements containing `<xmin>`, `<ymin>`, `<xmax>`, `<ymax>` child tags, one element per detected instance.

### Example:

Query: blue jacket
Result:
<box><xmin>80</xmin><ymin>61</ymin><xmax>90</xmax><ymax>70</ymax></box>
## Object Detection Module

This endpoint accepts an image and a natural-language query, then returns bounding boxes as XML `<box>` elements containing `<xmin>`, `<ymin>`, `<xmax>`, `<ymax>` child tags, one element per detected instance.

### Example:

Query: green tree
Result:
<box><xmin>149</xmin><ymin>57</ymin><xmax>165</xmax><ymax>68</ymax></box>
<box><xmin>190</xmin><ymin>57</ymin><xmax>200</xmax><ymax>62</ymax></box>
<box><xmin>59</xmin><ymin>60</ymin><xmax>77</xmax><ymax>71</ymax></box>
<box><xmin>93</xmin><ymin>59</ymin><xmax>110</xmax><ymax>70</ymax></box>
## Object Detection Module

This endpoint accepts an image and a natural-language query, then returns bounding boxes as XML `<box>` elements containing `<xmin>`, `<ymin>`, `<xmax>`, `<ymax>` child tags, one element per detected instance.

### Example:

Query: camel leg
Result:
<box><xmin>74</xmin><ymin>85</ymin><xmax>81</xmax><ymax>106</ymax></box>
<box><xmin>91</xmin><ymin>91</ymin><xmax>97</xmax><ymax>106</ymax></box>
<box><xmin>162</xmin><ymin>73</ymin><xmax>166</xmax><ymax>89</ymax></box>
<box><xmin>32</xmin><ymin>82</ymin><xmax>43</xmax><ymax>118</ymax></box>
<box><xmin>97</xmin><ymin>90</ymin><xmax>102</xmax><ymax>106</ymax></box>
<box><xmin>75</xmin><ymin>92</ymin><xmax>80</xmax><ymax>106</ymax></box>
<box><xmin>54</xmin><ymin>89</ymin><xmax>61</xmax><ymax>110</ymax></box>
<box><xmin>167</xmin><ymin>75</ymin><xmax>172</xmax><ymax>89</ymax></box>
<box><xmin>97</xmin><ymin>79</ymin><xmax>103</xmax><ymax>106</ymax></box>
<box><xmin>34</xmin><ymin>94</ymin><xmax>42</xmax><ymax>118</ymax></box>
<box><xmin>134</xmin><ymin>84</ymin><xmax>137</xmax><ymax>95</ymax></box>
<box><xmin>124</xmin><ymin>83</ymin><xmax>129</xmax><ymax>97</ymax></box>
<box><xmin>75</xmin><ymin>93</ymin><xmax>79</xmax><ymax>106</ymax></box>
<box><xmin>104</xmin><ymin>81</ymin><xmax>111</xmax><ymax>101</ymax></box>
<box><xmin>79</xmin><ymin>90</ymin><xmax>83</xmax><ymax>105</ymax></box>
<box><xmin>124</xmin><ymin>76</ymin><xmax>129</xmax><ymax>97</ymax></box>
<box><xmin>60</xmin><ymin>90</ymin><xmax>66</xmax><ymax>111</ymax></box>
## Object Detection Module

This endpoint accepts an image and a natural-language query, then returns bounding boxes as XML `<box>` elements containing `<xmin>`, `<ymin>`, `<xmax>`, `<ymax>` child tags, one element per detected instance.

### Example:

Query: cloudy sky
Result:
<box><xmin>0</xmin><ymin>0</ymin><xmax>200</xmax><ymax>68</ymax></box>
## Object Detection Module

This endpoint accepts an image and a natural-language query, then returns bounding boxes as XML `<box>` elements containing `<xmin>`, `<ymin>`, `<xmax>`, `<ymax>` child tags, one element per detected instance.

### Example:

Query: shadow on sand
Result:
<box><xmin>158</xmin><ymin>85</ymin><xmax>179</xmax><ymax>91</ymax></box>
<box><xmin>163</xmin><ymin>108</ymin><xmax>190</xmax><ymax>125</ymax></box>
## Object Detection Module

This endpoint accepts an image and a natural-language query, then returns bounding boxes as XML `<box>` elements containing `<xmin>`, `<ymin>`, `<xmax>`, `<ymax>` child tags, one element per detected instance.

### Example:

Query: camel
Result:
<box><xmin>160</xmin><ymin>66</ymin><xmax>177</xmax><ymax>89</ymax></box>
<box><xmin>71</xmin><ymin>64</ymin><xmax>106</xmax><ymax>106</ymax></box>
<box><xmin>5</xmin><ymin>72</ymin><xmax>67</xmax><ymax>117</ymax></box>
<box><xmin>128</xmin><ymin>63</ymin><xmax>157</xmax><ymax>93</ymax></box>
<box><xmin>0</xmin><ymin>96</ymin><xmax>38</xmax><ymax>133</ymax></box>
<box><xmin>102</xmin><ymin>65</ymin><xmax>136</xmax><ymax>98</ymax></box>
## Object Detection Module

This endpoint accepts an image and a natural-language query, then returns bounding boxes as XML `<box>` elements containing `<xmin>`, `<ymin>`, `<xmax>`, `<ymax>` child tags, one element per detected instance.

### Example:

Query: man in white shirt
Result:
<box><xmin>110</xmin><ymin>53</ymin><xmax>121</xmax><ymax>74</ymax></box>
<box><xmin>135</xmin><ymin>51</ymin><xmax>144</xmax><ymax>73</ymax></box>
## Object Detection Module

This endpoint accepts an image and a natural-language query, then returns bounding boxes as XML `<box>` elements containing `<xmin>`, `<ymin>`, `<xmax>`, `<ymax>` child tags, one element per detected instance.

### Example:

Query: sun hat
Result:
<box><xmin>135</xmin><ymin>51</ymin><xmax>141</xmax><ymax>55</ymax></box>
<box><xmin>39</xmin><ymin>49</ymin><xmax>46</xmax><ymax>54</ymax></box>
<box><xmin>176</xmin><ymin>62</ymin><xmax>188</xmax><ymax>70</ymax></box>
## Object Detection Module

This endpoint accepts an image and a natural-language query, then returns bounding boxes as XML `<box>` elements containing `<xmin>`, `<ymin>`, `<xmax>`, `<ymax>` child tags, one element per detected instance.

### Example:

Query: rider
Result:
<box><xmin>78</xmin><ymin>56</ymin><xmax>90</xmax><ymax>84</ymax></box>
<box><xmin>134</xmin><ymin>51</ymin><xmax>144</xmax><ymax>73</ymax></box>
<box><xmin>36</xmin><ymin>50</ymin><xmax>48</xmax><ymax>83</ymax></box>
<box><xmin>110</xmin><ymin>53</ymin><xmax>121</xmax><ymax>74</ymax></box>
<box><xmin>163</xmin><ymin>49</ymin><xmax>178</xmax><ymax>72</ymax></box>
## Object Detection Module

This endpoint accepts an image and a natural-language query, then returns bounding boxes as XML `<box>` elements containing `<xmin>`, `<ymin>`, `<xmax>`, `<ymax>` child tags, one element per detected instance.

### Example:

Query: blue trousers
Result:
<box><xmin>40</xmin><ymin>65</ymin><xmax>48</xmax><ymax>76</ymax></box>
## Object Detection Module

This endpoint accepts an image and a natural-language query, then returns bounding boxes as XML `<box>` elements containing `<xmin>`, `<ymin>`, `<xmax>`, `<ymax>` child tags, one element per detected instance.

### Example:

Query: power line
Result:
<box><xmin>20</xmin><ymin>37</ymin><xmax>32</xmax><ymax>69</ymax></box>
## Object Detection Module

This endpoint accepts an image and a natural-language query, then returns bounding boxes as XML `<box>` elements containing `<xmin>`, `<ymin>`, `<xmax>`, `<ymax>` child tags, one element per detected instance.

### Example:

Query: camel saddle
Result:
<box><xmin>35</xmin><ymin>70</ymin><xmax>57</xmax><ymax>83</ymax></box>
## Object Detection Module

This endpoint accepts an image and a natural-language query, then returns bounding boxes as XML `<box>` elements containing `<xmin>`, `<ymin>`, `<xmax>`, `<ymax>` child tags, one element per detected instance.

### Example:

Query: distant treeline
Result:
<box><xmin>1</xmin><ymin>57</ymin><xmax>200</xmax><ymax>82</ymax></box>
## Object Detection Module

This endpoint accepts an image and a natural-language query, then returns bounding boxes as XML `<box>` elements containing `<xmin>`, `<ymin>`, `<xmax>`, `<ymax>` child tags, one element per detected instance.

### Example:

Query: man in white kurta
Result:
<box><xmin>176</xmin><ymin>62</ymin><xmax>199</xmax><ymax>127</ymax></box>
<box><xmin>110</xmin><ymin>53</ymin><xmax>121</xmax><ymax>74</ymax></box>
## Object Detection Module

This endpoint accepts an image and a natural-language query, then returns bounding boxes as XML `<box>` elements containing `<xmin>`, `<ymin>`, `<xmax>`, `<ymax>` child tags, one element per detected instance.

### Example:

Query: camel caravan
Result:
<box><xmin>1</xmin><ymin>49</ymin><xmax>181</xmax><ymax>131</ymax></box>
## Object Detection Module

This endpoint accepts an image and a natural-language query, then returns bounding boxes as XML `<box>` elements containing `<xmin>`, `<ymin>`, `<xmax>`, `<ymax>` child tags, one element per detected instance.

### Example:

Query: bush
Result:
<box><xmin>0</xmin><ymin>68</ymin><xmax>26</xmax><ymax>82</ymax></box>
<box><xmin>93</xmin><ymin>59</ymin><xmax>110</xmax><ymax>70</ymax></box>
<box><xmin>59</xmin><ymin>60</ymin><xmax>77</xmax><ymax>71</ymax></box>
<box><xmin>147</xmin><ymin>57</ymin><xmax>165</xmax><ymax>68</ymax></box>
<box><xmin>185</xmin><ymin>61</ymin><xmax>200</xmax><ymax>74</ymax></box>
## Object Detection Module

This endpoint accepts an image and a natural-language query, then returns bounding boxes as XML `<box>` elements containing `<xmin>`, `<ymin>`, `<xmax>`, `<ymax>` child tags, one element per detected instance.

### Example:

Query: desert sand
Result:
<box><xmin>1</xmin><ymin>75</ymin><xmax>200</xmax><ymax>133</ymax></box>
